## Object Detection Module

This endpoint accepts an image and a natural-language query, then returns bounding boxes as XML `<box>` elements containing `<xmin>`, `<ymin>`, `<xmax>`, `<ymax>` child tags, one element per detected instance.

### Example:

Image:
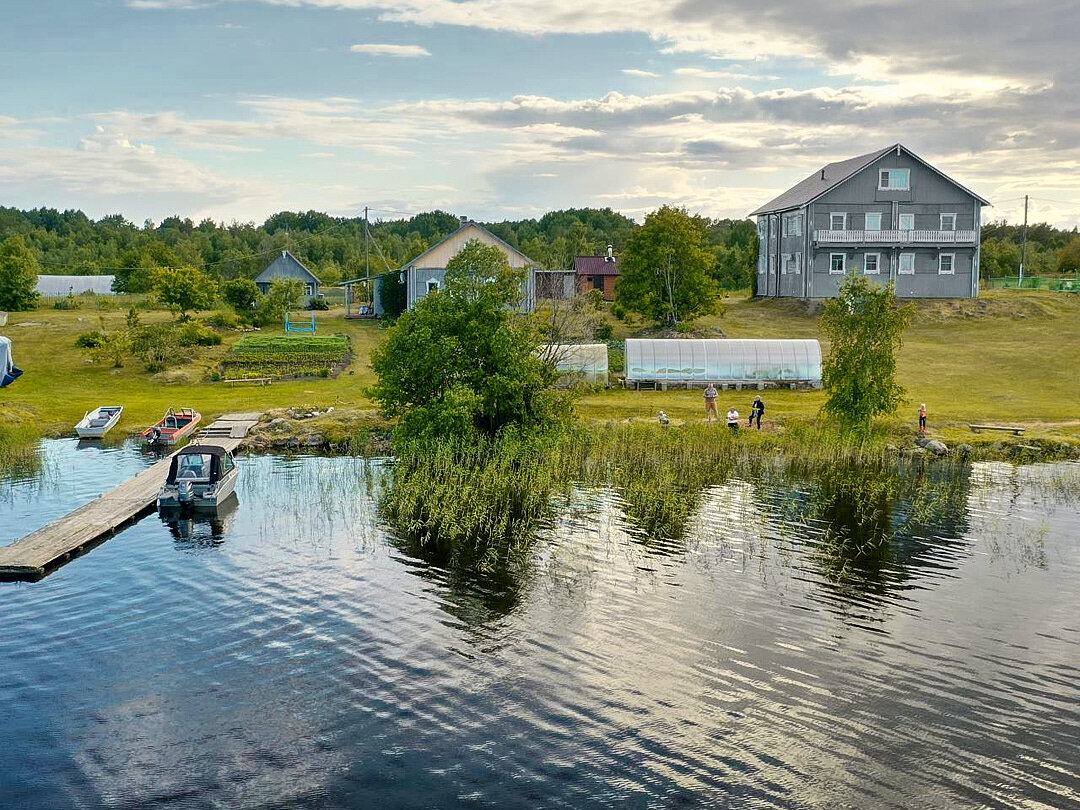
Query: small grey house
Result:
<box><xmin>373</xmin><ymin>218</ymin><xmax>552</xmax><ymax>315</ymax></box>
<box><xmin>254</xmin><ymin>250</ymin><xmax>322</xmax><ymax>303</ymax></box>
<box><xmin>750</xmin><ymin>144</ymin><xmax>990</xmax><ymax>298</ymax></box>
<box><xmin>36</xmin><ymin>275</ymin><xmax>116</xmax><ymax>297</ymax></box>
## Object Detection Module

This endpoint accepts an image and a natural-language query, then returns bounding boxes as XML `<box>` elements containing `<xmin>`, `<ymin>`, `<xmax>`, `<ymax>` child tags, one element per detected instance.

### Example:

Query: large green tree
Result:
<box><xmin>820</xmin><ymin>274</ymin><xmax>912</xmax><ymax>429</ymax></box>
<box><xmin>617</xmin><ymin>206</ymin><xmax>718</xmax><ymax>324</ymax></box>
<box><xmin>154</xmin><ymin>267</ymin><xmax>219</xmax><ymax>319</ymax></box>
<box><xmin>370</xmin><ymin>240</ymin><xmax>566</xmax><ymax>439</ymax></box>
<box><xmin>0</xmin><ymin>234</ymin><xmax>40</xmax><ymax>311</ymax></box>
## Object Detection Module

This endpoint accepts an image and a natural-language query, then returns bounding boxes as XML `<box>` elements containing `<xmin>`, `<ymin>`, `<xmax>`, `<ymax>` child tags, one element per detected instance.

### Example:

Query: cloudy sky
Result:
<box><xmin>2</xmin><ymin>0</ymin><xmax>1079</xmax><ymax>227</ymax></box>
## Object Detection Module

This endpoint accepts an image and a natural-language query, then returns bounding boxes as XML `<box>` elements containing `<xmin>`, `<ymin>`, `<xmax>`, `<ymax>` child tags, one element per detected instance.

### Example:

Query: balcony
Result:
<box><xmin>814</xmin><ymin>229</ymin><xmax>978</xmax><ymax>245</ymax></box>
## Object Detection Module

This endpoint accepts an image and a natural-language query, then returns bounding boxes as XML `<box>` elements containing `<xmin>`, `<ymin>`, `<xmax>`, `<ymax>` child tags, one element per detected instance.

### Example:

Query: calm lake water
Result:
<box><xmin>2</xmin><ymin>440</ymin><xmax>1079</xmax><ymax>809</ymax></box>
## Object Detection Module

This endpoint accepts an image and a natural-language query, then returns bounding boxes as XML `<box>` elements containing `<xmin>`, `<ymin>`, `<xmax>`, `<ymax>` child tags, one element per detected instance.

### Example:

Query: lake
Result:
<box><xmin>2</xmin><ymin>440</ymin><xmax>1078</xmax><ymax>809</ymax></box>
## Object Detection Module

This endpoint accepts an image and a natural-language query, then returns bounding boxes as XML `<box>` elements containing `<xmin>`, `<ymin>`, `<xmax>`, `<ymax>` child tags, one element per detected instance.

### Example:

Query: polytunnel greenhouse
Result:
<box><xmin>624</xmin><ymin>339</ymin><xmax>821</xmax><ymax>388</ymax></box>
<box><xmin>543</xmin><ymin>344</ymin><xmax>609</xmax><ymax>384</ymax></box>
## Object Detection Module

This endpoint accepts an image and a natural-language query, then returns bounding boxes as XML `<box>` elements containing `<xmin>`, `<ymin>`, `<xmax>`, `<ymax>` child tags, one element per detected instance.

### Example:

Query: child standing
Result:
<box><xmin>704</xmin><ymin>383</ymin><xmax>718</xmax><ymax>423</ymax></box>
<box><xmin>919</xmin><ymin>403</ymin><xmax>927</xmax><ymax>431</ymax></box>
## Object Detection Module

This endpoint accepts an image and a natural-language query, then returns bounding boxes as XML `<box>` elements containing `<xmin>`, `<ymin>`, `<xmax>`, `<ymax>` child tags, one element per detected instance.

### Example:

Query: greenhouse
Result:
<box><xmin>625</xmin><ymin>339</ymin><xmax>821</xmax><ymax>388</ymax></box>
<box><xmin>542</xmin><ymin>344</ymin><xmax>609</xmax><ymax>384</ymax></box>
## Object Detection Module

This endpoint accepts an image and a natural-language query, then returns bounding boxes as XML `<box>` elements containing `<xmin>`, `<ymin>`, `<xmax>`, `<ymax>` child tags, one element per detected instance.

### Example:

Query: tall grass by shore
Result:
<box><xmin>0</xmin><ymin>423</ymin><xmax>41</xmax><ymax>479</ymax></box>
<box><xmin>378</xmin><ymin>420</ymin><xmax>978</xmax><ymax>568</ymax></box>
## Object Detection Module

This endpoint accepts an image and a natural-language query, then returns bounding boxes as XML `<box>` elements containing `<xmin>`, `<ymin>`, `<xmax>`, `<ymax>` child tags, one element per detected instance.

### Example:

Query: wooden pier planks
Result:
<box><xmin>0</xmin><ymin>414</ymin><xmax>260</xmax><ymax>581</ymax></box>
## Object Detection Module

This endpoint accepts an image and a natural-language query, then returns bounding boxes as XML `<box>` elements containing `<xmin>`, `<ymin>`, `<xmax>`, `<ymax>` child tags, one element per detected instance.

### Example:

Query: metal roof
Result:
<box><xmin>574</xmin><ymin>256</ymin><xmax>620</xmax><ymax>276</ymax></box>
<box><xmin>748</xmin><ymin>144</ymin><xmax>991</xmax><ymax>217</ymax></box>
<box><xmin>254</xmin><ymin>251</ymin><xmax>322</xmax><ymax>285</ymax></box>
<box><xmin>401</xmin><ymin>220</ymin><xmax>540</xmax><ymax>270</ymax></box>
<box><xmin>35</xmin><ymin>275</ymin><xmax>116</xmax><ymax>296</ymax></box>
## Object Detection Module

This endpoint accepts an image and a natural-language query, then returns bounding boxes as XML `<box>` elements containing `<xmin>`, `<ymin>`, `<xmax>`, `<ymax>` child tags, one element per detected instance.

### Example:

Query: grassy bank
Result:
<box><xmin>1</xmin><ymin>289</ymin><xmax>1077</xmax><ymax>453</ymax></box>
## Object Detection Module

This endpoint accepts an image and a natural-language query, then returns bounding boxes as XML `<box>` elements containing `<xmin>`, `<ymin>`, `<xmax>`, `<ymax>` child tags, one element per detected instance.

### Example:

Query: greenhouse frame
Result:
<box><xmin>624</xmin><ymin>339</ymin><xmax>821</xmax><ymax>389</ymax></box>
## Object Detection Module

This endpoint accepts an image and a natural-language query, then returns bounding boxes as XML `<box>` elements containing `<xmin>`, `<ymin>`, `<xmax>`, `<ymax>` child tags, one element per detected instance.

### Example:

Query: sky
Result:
<box><xmin>2</xmin><ymin>0</ymin><xmax>1079</xmax><ymax>228</ymax></box>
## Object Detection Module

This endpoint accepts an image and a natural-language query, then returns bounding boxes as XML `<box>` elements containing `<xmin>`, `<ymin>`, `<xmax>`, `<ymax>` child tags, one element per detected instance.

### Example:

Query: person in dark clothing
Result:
<box><xmin>749</xmin><ymin>396</ymin><xmax>765</xmax><ymax>429</ymax></box>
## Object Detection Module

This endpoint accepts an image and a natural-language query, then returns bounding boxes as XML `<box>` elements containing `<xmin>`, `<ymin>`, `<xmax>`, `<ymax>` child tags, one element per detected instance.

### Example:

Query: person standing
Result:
<box><xmin>726</xmin><ymin>407</ymin><xmax>739</xmax><ymax>433</ymax></box>
<box><xmin>704</xmin><ymin>383</ymin><xmax>718</xmax><ymax>423</ymax></box>
<box><xmin>919</xmin><ymin>403</ymin><xmax>927</xmax><ymax>432</ymax></box>
<box><xmin>749</xmin><ymin>396</ymin><xmax>765</xmax><ymax>429</ymax></box>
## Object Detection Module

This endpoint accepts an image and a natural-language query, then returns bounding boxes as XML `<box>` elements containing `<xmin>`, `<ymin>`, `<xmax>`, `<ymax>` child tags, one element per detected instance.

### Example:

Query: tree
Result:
<box><xmin>155</xmin><ymin>267</ymin><xmax>219</xmax><ymax>319</ymax></box>
<box><xmin>1056</xmin><ymin>236</ymin><xmax>1080</xmax><ymax>274</ymax></box>
<box><xmin>370</xmin><ymin>241</ymin><xmax>567</xmax><ymax>439</ymax></box>
<box><xmin>379</xmin><ymin>272</ymin><xmax>406</xmax><ymax>318</ymax></box>
<box><xmin>617</xmin><ymin>206</ymin><xmax>717</xmax><ymax>324</ymax></box>
<box><xmin>222</xmin><ymin>277</ymin><xmax>260</xmax><ymax>314</ymax></box>
<box><xmin>256</xmin><ymin>278</ymin><xmax>304</xmax><ymax>326</ymax></box>
<box><xmin>820</xmin><ymin>274</ymin><xmax>912</xmax><ymax>429</ymax></box>
<box><xmin>0</xmin><ymin>234</ymin><xmax>40</xmax><ymax>311</ymax></box>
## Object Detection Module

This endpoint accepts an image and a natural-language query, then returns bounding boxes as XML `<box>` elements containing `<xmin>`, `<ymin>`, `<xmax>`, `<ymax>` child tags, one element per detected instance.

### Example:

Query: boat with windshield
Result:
<box><xmin>157</xmin><ymin>444</ymin><xmax>238</xmax><ymax>510</ymax></box>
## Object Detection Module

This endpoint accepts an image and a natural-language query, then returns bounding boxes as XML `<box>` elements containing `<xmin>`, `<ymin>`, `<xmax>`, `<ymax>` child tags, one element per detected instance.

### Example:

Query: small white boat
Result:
<box><xmin>75</xmin><ymin>406</ymin><xmax>124</xmax><ymax>438</ymax></box>
<box><xmin>157</xmin><ymin>444</ymin><xmax>239</xmax><ymax>510</ymax></box>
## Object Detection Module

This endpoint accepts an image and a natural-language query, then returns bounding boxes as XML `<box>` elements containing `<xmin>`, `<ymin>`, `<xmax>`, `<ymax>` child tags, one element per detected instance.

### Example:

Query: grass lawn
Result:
<box><xmin>2</xmin><ymin>289</ymin><xmax>1078</xmax><ymax>445</ymax></box>
<box><xmin>0</xmin><ymin>300</ymin><xmax>382</xmax><ymax>436</ymax></box>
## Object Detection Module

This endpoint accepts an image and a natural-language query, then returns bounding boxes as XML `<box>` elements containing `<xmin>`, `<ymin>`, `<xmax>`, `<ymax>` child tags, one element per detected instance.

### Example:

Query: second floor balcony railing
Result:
<box><xmin>813</xmin><ymin>229</ymin><xmax>978</xmax><ymax>245</ymax></box>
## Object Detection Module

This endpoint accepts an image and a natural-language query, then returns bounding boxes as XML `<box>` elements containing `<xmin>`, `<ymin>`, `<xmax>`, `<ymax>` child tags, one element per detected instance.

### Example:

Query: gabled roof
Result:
<box><xmin>574</xmin><ymin>256</ymin><xmax>620</xmax><ymax>276</ymax></box>
<box><xmin>35</xmin><ymin>275</ymin><xmax>116</xmax><ymax>296</ymax></box>
<box><xmin>749</xmin><ymin>143</ymin><xmax>990</xmax><ymax>217</ymax></box>
<box><xmin>401</xmin><ymin>220</ymin><xmax>540</xmax><ymax>270</ymax></box>
<box><xmin>254</xmin><ymin>250</ymin><xmax>321</xmax><ymax>285</ymax></box>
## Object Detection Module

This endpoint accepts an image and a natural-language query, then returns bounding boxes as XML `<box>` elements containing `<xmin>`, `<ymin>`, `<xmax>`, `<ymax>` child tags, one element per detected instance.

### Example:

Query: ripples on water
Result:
<box><xmin>2</xmin><ymin>441</ymin><xmax>1078</xmax><ymax>809</ymax></box>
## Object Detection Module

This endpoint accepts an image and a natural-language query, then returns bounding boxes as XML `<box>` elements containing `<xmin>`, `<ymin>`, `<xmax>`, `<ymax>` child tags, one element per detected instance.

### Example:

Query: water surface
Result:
<box><xmin>2</xmin><ymin>441</ymin><xmax>1078</xmax><ymax>809</ymax></box>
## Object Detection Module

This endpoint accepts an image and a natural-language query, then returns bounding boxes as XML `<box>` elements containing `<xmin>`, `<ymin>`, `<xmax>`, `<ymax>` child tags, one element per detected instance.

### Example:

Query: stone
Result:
<box><xmin>925</xmin><ymin>439</ymin><xmax>949</xmax><ymax>456</ymax></box>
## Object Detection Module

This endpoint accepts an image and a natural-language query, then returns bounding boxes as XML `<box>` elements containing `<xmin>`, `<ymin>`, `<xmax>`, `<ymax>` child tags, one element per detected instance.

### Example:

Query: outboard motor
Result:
<box><xmin>178</xmin><ymin>479</ymin><xmax>194</xmax><ymax>504</ymax></box>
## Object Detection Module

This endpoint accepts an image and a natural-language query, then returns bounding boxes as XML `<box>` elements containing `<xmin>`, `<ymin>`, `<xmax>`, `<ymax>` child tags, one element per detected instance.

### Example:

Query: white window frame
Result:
<box><xmin>938</xmin><ymin>253</ymin><xmax>955</xmax><ymax>275</ymax></box>
<box><xmin>829</xmin><ymin>253</ymin><xmax>846</xmax><ymax>275</ymax></box>
<box><xmin>864</xmin><ymin>253</ymin><xmax>880</xmax><ymax>275</ymax></box>
<box><xmin>940</xmin><ymin>213</ymin><xmax>957</xmax><ymax>231</ymax></box>
<box><xmin>898</xmin><ymin>253</ymin><xmax>915</xmax><ymax>275</ymax></box>
<box><xmin>878</xmin><ymin>168</ymin><xmax>910</xmax><ymax>190</ymax></box>
<box><xmin>864</xmin><ymin>212</ymin><xmax>882</xmax><ymax>232</ymax></box>
<box><xmin>794</xmin><ymin>251</ymin><xmax>802</xmax><ymax>275</ymax></box>
<box><xmin>426</xmin><ymin>278</ymin><xmax>440</xmax><ymax>293</ymax></box>
<box><xmin>782</xmin><ymin>212</ymin><xmax>803</xmax><ymax>238</ymax></box>
<box><xmin>830</xmin><ymin>212</ymin><xmax>847</xmax><ymax>231</ymax></box>
<box><xmin>768</xmin><ymin>254</ymin><xmax>777</xmax><ymax>274</ymax></box>
<box><xmin>898</xmin><ymin>213</ymin><xmax>915</xmax><ymax>231</ymax></box>
<box><xmin>769</xmin><ymin>216</ymin><xmax>777</xmax><ymax>239</ymax></box>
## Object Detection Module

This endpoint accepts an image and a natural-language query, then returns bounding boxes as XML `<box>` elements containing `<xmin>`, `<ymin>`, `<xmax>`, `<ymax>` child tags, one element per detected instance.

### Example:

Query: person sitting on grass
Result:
<box><xmin>726</xmin><ymin>407</ymin><xmax>739</xmax><ymax>433</ymax></box>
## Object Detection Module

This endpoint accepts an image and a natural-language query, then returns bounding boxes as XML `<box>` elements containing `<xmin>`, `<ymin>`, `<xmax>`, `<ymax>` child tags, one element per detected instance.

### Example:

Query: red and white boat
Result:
<box><xmin>142</xmin><ymin>407</ymin><xmax>202</xmax><ymax>446</ymax></box>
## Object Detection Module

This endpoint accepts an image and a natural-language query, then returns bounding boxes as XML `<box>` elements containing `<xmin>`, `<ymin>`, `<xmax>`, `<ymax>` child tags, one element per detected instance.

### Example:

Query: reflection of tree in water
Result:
<box><xmin>765</xmin><ymin>460</ymin><xmax>973</xmax><ymax>615</ymax></box>
<box><xmin>388</xmin><ymin>530</ymin><xmax>531</xmax><ymax>630</ymax></box>
<box><xmin>160</xmin><ymin>494</ymin><xmax>238</xmax><ymax>548</ymax></box>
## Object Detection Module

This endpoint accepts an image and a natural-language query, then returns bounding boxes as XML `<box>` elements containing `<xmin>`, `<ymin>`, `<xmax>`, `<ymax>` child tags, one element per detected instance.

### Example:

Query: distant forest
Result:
<box><xmin>0</xmin><ymin>206</ymin><xmax>1076</xmax><ymax>295</ymax></box>
<box><xmin>0</xmin><ymin>206</ymin><xmax>757</xmax><ymax>293</ymax></box>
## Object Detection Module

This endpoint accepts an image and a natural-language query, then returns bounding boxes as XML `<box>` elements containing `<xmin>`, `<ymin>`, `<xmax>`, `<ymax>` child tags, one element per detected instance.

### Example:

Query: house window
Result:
<box><xmin>593</xmin><ymin>276</ymin><xmax>604</xmax><ymax>291</ymax></box>
<box><xmin>769</xmin><ymin>217</ymin><xmax>777</xmax><ymax>239</ymax></box>
<box><xmin>898</xmin><ymin>253</ymin><xmax>915</xmax><ymax>274</ymax></box>
<box><xmin>304</xmin><ymin>283</ymin><xmax>314</xmax><ymax>296</ymax></box>
<box><xmin>830</xmin><ymin>212</ymin><xmax>847</xmax><ymax>230</ymax></box>
<box><xmin>939</xmin><ymin>253</ymin><xmax>955</xmax><ymax>275</ymax></box>
<box><xmin>899</xmin><ymin>213</ymin><xmax>915</xmax><ymax>231</ymax></box>
<box><xmin>829</xmin><ymin>253</ymin><xmax>846</xmax><ymax>274</ymax></box>
<box><xmin>768</xmin><ymin>254</ymin><xmax>777</xmax><ymax>274</ymax></box>
<box><xmin>878</xmin><ymin>168</ymin><xmax>910</xmax><ymax>190</ymax></box>
<box><xmin>426</xmin><ymin>279</ymin><xmax>440</xmax><ymax>294</ymax></box>
<box><xmin>864</xmin><ymin>253</ymin><xmax>880</xmax><ymax>275</ymax></box>
<box><xmin>864</xmin><ymin>212</ymin><xmax>882</xmax><ymax>231</ymax></box>
<box><xmin>782</xmin><ymin>212</ymin><xmax>802</xmax><ymax>237</ymax></box>
<box><xmin>785</xmin><ymin>252</ymin><xmax>801</xmax><ymax>275</ymax></box>
<box><xmin>940</xmin><ymin>213</ymin><xmax>957</xmax><ymax>231</ymax></box>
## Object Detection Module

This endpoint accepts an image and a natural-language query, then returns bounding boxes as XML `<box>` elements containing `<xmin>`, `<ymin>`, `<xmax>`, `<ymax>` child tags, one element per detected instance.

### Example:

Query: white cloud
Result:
<box><xmin>622</xmin><ymin>69</ymin><xmax>660</xmax><ymax>78</ymax></box>
<box><xmin>349</xmin><ymin>43</ymin><xmax>432</xmax><ymax>58</ymax></box>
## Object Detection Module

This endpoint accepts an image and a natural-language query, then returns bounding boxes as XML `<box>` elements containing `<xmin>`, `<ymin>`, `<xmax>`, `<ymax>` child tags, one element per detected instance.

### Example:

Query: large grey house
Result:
<box><xmin>750</xmin><ymin>144</ymin><xmax>990</xmax><ymax>298</ymax></box>
<box><xmin>254</xmin><ymin>250</ymin><xmax>322</xmax><ymax>304</ymax></box>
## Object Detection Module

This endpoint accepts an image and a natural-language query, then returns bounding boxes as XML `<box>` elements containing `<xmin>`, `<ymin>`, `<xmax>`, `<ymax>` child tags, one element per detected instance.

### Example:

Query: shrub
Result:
<box><xmin>75</xmin><ymin>330</ymin><xmax>106</xmax><ymax>348</ymax></box>
<box><xmin>206</xmin><ymin>310</ymin><xmax>239</xmax><ymax>329</ymax></box>
<box><xmin>674</xmin><ymin>320</ymin><xmax>696</xmax><ymax>334</ymax></box>
<box><xmin>177</xmin><ymin>320</ymin><xmax>222</xmax><ymax>346</ymax></box>
<box><xmin>53</xmin><ymin>295</ymin><xmax>81</xmax><ymax>310</ymax></box>
<box><xmin>308</xmin><ymin>297</ymin><xmax>330</xmax><ymax>311</ymax></box>
<box><xmin>593</xmin><ymin>321</ymin><xmax>614</xmax><ymax>340</ymax></box>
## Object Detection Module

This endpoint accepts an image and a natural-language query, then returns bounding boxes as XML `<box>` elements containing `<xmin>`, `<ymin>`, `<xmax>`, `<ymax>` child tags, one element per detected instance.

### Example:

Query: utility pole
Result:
<box><xmin>364</xmin><ymin>206</ymin><xmax>371</xmax><ymax>304</ymax></box>
<box><xmin>1019</xmin><ymin>194</ymin><xmax>1028</xmax><ymax>286</ymax></box>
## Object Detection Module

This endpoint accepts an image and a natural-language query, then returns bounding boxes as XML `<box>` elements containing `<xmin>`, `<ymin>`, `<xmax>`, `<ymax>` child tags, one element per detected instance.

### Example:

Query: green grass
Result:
<box><xmin>0</xmin><ymin>299</ymin><xmax>382</xmax><ymax>437</ymax></box>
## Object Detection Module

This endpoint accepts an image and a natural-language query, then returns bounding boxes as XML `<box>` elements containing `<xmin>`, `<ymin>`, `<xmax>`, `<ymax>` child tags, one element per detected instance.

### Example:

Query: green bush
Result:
<box><xmin>75</xmin><ymin>330</ymin><xmax>106</xmax><ymax>349</ymax></box>
<box><xmin>177</xmin><ymin>320</ymin><xmax>222</xmax><ymax>346</ymax></box>
<box><xmin>593</xmin><ymin>322</ymin><xmax>614</xmax><ymax>340</ymax></box>
<box><xmin>674</xmin><ymin>320</ymin><xmax>696</xmax><ymax>334</ymax></box>
<box><xmin>308</xmin><ymin>297</ymin><xmax>330</xmax><ymax>311</ymax></box>
<box><xmin>53</xmin><ymin>295</ymin><xmax>81</xmax><ymax>310</ymax></box>
<box><xmin>206</xmin><ymin>310</ymin><xmax>239</xmax><ymax>329</ymax></box>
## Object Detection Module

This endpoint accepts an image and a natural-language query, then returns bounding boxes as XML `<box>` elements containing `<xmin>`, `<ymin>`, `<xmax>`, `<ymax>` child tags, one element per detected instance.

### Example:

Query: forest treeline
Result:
<box><xmin>0</xmin><ymin>205</ymin><xmax>1076</xmax><ymax>295</ymax></box>
<box><xmin>0</xmin><ymin>206</ymin><xmax>756</xmax><ymax>293</ymax></box>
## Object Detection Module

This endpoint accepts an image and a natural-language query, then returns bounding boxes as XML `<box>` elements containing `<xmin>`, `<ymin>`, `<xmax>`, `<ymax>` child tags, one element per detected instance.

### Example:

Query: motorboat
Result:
<box><xmin>142</xmin><ymin>407</ymin><xmax>201</xmax><ymax>445</ymax></box>
<box><xmin>157</xmin><ymin>444</ymin><xmax>238</xmax><ymax>510</ymax></box>
<box><xmin>75</xmin><ymin>405</ymin><xmax>124</xmax><ymax>438</ymax></box>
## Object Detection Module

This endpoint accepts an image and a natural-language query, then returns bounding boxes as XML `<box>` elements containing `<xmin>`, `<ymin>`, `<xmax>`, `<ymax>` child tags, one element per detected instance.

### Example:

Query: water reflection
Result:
<box><xmin>159</xmin><ymin>493</ymin><xmax>239</xmax><ymax>547</ymax></box>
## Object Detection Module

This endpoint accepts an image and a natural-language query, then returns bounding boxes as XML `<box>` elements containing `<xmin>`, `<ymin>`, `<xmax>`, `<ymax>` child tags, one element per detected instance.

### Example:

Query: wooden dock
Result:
<box><xmin>0</xmin><ymin>413</ymin><xmax>261</xmax><ymax>581</ymax></box>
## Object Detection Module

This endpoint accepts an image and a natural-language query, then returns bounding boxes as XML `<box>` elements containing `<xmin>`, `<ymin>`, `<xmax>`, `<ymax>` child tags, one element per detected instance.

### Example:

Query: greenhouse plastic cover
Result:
<box><xmin>35</xmin><ymin>275</ymin><xmax>116</xmax><ymax>297</ymax></box>
<box><xmin>544</xmin><ymin>343</ymin><xmax>609</xmax><ymax>380</ymax></box>
<box><xmin>625</xmin><ymin>339</ymin><xmax>821</xmax><ymax>383</ymax></box>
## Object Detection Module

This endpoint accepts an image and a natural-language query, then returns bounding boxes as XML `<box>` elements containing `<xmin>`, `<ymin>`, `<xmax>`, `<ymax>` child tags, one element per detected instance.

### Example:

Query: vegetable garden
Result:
<box><xmin>219</xmin><ymin>334</ymin><xmax>351</xmax><ymax>380</ymax></box>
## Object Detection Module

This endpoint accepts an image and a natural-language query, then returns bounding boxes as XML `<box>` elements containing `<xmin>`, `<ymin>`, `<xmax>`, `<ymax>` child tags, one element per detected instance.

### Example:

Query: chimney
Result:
<box><xmin>605</xmin><ymin>244</ymin><xmax>614</xmax><ymax>263</ymax></box>
<box><xmin>820</xmin><ymin>168</ymin><xmax>826</xmax><ymax>180</ymax></box>
<box><xmin>459</xmin><ymin>215</ymin><xmax>469</xmax><ymax>225</ymax></box>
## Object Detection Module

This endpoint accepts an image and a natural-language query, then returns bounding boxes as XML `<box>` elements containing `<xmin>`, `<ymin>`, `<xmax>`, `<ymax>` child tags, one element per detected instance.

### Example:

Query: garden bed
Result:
<box><xmin>217</xmin><ymin>334</ymin><xmax>351</xmax><ymax>381</ymax></box>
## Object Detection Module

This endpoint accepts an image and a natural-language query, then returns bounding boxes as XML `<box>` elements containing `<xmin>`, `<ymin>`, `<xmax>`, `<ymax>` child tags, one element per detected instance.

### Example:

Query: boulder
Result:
<box><xmin>924</xmin><ymin>439</ymin><xmax>949</xmax><ymax>456</ymax></box>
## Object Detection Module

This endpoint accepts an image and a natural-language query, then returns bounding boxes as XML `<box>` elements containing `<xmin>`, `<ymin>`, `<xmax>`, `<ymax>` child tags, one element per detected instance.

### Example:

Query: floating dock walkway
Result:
<box><xmin>0</xmin><ymin>413</ymin><xmax>261</xmax><ymax>581</ymax></box>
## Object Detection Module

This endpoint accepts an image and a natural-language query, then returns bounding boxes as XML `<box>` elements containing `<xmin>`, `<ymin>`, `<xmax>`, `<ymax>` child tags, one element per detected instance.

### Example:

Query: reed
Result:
<box><xmin>0</xmin><ymin>423</ymin><xmax>41</xmax><ymax>479</ymax></box>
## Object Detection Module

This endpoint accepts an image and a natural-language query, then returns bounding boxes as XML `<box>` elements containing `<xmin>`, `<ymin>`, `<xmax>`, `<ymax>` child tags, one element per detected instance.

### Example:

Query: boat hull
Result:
<box><xmin>157</xmin><ymin>468</ymin><xmax>238</xmax><ymax>510</ymax></box>
<box><xmin>142</xmin><ymin>409</ymin><xmax>202</xmax><ymax>445</ymax></box>
<box><xmin>75</xmin><ymin>406</ymin><xmax>124</xmax><ymax>439</ymax></box>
